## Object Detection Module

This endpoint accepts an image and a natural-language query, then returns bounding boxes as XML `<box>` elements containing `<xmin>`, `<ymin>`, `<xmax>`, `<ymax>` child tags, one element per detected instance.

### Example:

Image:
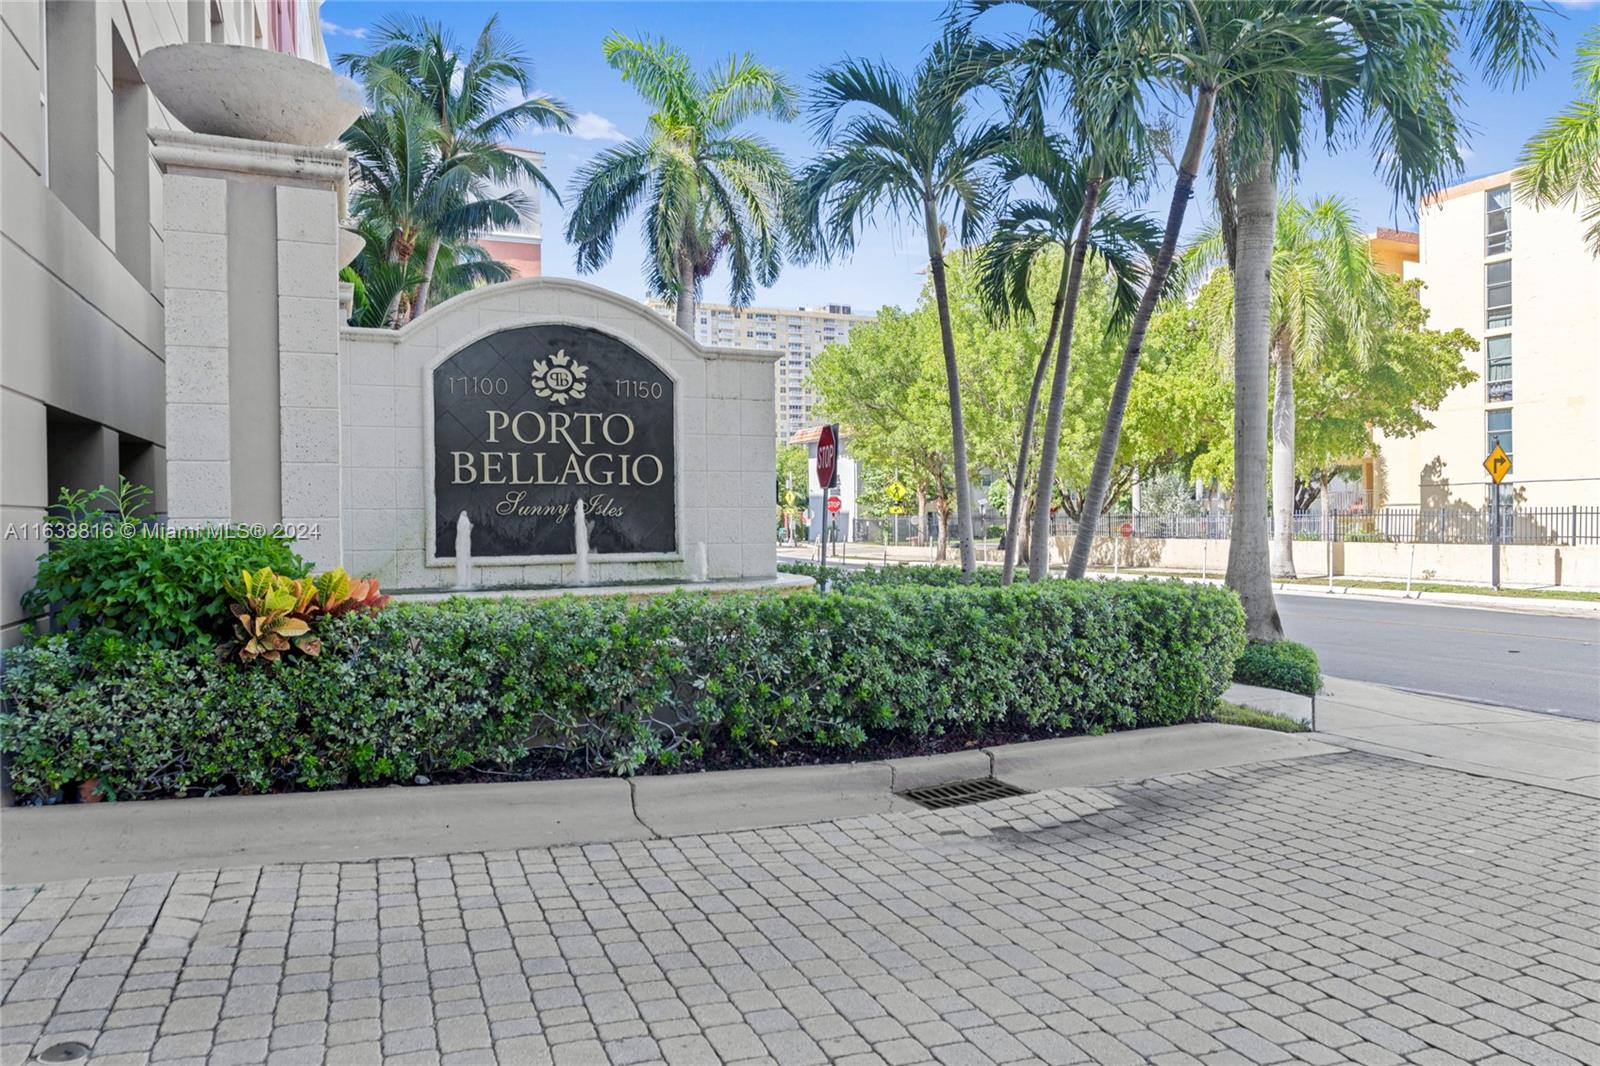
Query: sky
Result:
<box><xmin>319</xmin><ymin>0</ymin><xmax>1600</xmax><ymax>315</ymax></box>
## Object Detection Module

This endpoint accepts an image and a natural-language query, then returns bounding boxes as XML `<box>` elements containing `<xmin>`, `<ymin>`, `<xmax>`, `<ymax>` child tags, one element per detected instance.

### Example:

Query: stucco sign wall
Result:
<box><xmin>430</xmin><ymin>325</ymin><xmax>676</xmax><ymax>561</ymax></box>
<box><xmin>337</xmin><ymin>278</ymin><xmax>779</xmax><ymax>591</ymax></box>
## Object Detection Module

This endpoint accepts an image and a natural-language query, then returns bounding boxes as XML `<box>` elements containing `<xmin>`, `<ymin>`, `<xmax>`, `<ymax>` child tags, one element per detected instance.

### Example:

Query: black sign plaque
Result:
<box><xmin>431</xmin><ymin>324</ymin><xmax>676</xmax><ymax>559</ymax></box>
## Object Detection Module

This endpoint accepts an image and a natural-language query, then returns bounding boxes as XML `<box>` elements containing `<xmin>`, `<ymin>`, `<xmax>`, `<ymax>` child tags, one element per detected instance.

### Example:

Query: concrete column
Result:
<box><xmin>277</xmin><ymin>185</ymin><xmax>342</xmax><ymax>570</ymax></box>
<box><xmin>151</xmin><ymin>130</ymin><xmax>346</xmax><ymax>569</ymax></box>
<box><xmin>160</xmin><ymin>170</ymin><xmax>231</xmax><ymax>526</ymax></box>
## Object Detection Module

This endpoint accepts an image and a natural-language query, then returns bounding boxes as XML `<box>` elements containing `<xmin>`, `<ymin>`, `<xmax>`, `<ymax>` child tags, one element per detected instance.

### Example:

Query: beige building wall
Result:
<box><xmin>1</xmin><ymin>1</ymin><xmax>325</xmax><ymax>642</ymax></box>
<box><xmin>1375</xmin><ymin>170</ymin><xmax>1600</xmax><ymax>511</ymax></box>
<box><xmin>649</xmin><ymin>301</ymin><xmax>874</xmax><ymax>443</ymax></box>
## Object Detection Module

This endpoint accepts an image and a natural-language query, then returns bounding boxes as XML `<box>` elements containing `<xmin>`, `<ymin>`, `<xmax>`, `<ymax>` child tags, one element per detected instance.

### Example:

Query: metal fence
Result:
<box><xmin>1039</xmin><ymin>505</ymin><xmax>1600</xmax><ymax>546</ymax></box>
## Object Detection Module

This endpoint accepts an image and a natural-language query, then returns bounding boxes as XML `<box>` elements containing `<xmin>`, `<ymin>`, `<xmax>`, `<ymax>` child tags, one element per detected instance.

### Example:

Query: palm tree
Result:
<box><xmin>1516</xmin><ymin>26</ymin><xmax>1600</xmax><ymax>255</ymax></box>
<box><xmin>342</xmin><ymin>98</ymin><xmax>534</xmax><ymax>326</ymax></box>
<box><xmin>340</xmin><ymin>14</ymin><xmax>570</xmax><ymax>320</ymax></box>
<box><xmin>566</xmin><ymin>33</ymin><xmax>796</xmax><ymax>332</ymax></box>
<box><xmin>795</xmin><ymin>35</ymin><xmax>1007</xmax><ymax>580</ymax></box>
<box><xmin>977</xmin><ymin>136</ymin><xmax>1159</xmax><ymax>584</ymax></box>
<box><xmin>1186</xmin><ymin>195</ymin><xmax>1394</xmax><ymax>578</ymax></box>
<box><xmin>1204</xmin><ymin>0</ymin><xmax>1552</xmax><ymax>640</ymax></box>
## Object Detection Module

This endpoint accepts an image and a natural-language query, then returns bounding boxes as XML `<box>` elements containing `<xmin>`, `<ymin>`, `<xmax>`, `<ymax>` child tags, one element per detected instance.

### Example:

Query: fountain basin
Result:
<box><xmin>140</xmin><ymin>43</ymin><xmax>363</xmax><ymax>146</ymax></box>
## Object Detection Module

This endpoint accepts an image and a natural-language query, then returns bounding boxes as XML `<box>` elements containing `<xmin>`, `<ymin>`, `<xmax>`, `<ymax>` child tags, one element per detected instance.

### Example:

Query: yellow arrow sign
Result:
<box><xmin>1483</xmin><ymin>443</ymin><xmax>1512</xmax><ymax>484</ymax></box>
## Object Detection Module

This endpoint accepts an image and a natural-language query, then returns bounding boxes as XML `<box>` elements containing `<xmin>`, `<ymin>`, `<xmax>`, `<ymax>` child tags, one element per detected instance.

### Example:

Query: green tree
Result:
<box><xmin>976</xmin><ymin>136</ymin><xmax>1159</xmax><ymax>582</ymax></box>
<box><xmin>340</xmin><ymin>14</ymin><xmax>569</xmax><ymax>323</ymax></box>
<box><xmin>566</xmin><ymin>33</ymin><xmax>796</xmax><ymax>331</ymax></box>
<box><xmin>810</xmin><ymin>308</ymin><xmax>960</xmax><ymax>558</ymax></box>
<box><xmin>796</xmin><ymin>34</ymin><xmax>1007</xmax><ymax>580</ymax></box>
<box><xmin>1187</xmin><ymin>195</ymin><xmax>1395</xmax><ymax>577</ymax></box>
<box><xmin>1180</xmin><ymin>273</ymin><xmax>1476</xmax><ymax>504</ymax></box>
<box><xmin>1516</xmin><ymin>27</ymin><xmax>1600</xmax><ymax>255</ymax></box>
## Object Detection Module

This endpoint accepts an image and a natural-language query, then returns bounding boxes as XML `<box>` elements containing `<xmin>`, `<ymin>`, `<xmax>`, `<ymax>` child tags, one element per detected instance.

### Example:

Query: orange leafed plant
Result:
<box><xmin>221</xmin><ymin>566</ymin><xmax>389</xmax><ymax>663</ymax></box>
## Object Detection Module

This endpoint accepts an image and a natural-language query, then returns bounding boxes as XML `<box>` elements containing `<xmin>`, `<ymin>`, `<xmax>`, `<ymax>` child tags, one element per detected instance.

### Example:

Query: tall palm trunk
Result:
<box><xmin>1066</xmin><ymin>87</ymin><xmax>1217</xmax><ymax>578</ymax></box>
<box><xmin>1270</xmin><ymin>333</ymin><xmax>1297</xmax><ymax>578</ymax></box>
<box><xmin>411</xmin><ymin>237</ymin><xmax>442</xmax><ymax>321</ymax></box>
<box><xmin>382</xmin><ymin>230</ymin><xmax>416</xmax><ymax>327</ymax></box>
<box><xmin>674</xmin><ymin>246</ymin><xmax>695</xmax><ymax>333</ymax></box>
<box><xmin>924</xmin><ymin>197</ymin><xmax>977</xmax><ymax>580</ymax></box>
<box><xmin>1030</xmin><ymin>178</ymin><xmax>1104</xmax><ymax>582</ymax></box>
<box><xmin>1001</xmin><ymin>270</ymin><xmax>1069</xmax><ymax>585</ymax></box>
<box><xmin>1225</xmin><ymin>159</ymin><xmax>1285</xmax><ymax>641</ymax></box>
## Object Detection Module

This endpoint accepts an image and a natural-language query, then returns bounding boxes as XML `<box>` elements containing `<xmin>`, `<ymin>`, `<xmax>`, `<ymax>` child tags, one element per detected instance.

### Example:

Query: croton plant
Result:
<box><xmin>222</xmin><ymin>567</ymin><xmax>390</xmax><ymax>663</ymax></box>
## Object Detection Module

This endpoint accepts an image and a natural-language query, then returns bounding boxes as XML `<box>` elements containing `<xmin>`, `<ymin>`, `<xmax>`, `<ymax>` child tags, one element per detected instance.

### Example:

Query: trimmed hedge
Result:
<box><xmin>1233</xmin><ymin>639</ymin><xmax>1322</xmax><ymax>696</ymax></box>
<box><xmin>0</xmin><ymin>578</ymin><xmax>1245</xmax><ymax>801</ymax></box>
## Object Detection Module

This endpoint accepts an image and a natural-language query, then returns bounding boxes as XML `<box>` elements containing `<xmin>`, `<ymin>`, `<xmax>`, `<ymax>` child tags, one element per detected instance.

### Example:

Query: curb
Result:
<box><xmin>0</xmin><ymin>724</ymin><xmax>1343</xmax><ymax>885</ymax></box>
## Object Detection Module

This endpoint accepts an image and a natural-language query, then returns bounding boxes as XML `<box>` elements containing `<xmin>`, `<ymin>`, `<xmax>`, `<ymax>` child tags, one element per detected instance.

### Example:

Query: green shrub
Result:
<box><xmin>1233</xmin><ymin>639</ymin><xmax>1322</xmax><ymax>695</ymax></box>
<box><xmin>20</xmin><ymin>480</ymin><xmax>307</xmax><ymax>647</ymax></box>
<box><xmin>1</xmin><ymin>578</ymin><xmax>1246</xmax><ymax>801</ymax></box>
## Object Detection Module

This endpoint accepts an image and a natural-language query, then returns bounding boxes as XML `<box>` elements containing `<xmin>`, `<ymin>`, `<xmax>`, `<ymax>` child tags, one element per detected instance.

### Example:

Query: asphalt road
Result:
<box><xmin>1276</xmin><ymin>593</ymin><xmax>1600</xmax><ymax>721</ymax></box>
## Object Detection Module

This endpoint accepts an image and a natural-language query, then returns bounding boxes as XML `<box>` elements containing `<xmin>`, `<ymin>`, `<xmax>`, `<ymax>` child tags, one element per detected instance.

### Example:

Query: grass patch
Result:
<box><xmin>1213</xmin><ymin>700</ymin><xmax>1310</xmax><ymax>733</ymax></box>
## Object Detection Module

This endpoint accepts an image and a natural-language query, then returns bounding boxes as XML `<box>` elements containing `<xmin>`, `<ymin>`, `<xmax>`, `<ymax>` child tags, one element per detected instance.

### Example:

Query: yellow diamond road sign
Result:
<box><xmin>1484</xmin><ymin>443</ymin><xmax>1512</xmax><ymax>484</ymax></box>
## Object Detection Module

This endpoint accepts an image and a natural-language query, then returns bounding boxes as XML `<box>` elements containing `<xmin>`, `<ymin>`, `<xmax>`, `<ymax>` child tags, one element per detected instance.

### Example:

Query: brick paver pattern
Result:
<box><xmin>2</xmin><ymin>752</ymin><xmax>1597</xmax><ymax>1066</ymax></box>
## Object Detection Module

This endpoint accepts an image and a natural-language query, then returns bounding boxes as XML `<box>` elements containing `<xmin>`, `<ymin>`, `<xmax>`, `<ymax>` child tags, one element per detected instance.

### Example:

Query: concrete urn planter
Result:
<box><xmin>140</xmin><ymin>44</ymin><xmax>363</xmax><ymax>146</ymax></box>
<box><xmin>338</xmin><ymin>228</ymin><xmax>366</xmax><ymax>268</ymax></box>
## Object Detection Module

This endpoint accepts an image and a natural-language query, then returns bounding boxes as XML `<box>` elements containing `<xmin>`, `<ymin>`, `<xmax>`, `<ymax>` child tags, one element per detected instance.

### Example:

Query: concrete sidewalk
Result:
<box><xmin>1226</xmin><ymin>674</ymin><xmax>1600</xmax><ymax>798</ymax></box>
<box><xmin>3</xmin><ymin>751</ymin><xmax>1594</xmax><ymax>1066</ymax></box>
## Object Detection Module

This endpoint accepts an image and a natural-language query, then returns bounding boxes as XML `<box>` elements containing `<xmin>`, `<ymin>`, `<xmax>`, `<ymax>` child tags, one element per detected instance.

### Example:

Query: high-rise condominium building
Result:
<box><xmin>648</xmin><ymin>302</ymin><xmax>875</xmax><ymax>443</ymax></box>
<box><xmin>1374</xmin><ymin>170</ymin><xmax>1600</xmax><ymax>510</ymax></box>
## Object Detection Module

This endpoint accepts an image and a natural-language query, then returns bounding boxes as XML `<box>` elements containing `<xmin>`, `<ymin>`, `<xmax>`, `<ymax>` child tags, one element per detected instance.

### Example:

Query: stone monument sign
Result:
<box><xmin>430</xmin><ymin>324</ymin><xmax>677</xmax><ymax>562</ymax></box>
<box><xmin>339</xmin><ymin>278</ymin><xmax>780</xmax><ymax>590</ymax></box>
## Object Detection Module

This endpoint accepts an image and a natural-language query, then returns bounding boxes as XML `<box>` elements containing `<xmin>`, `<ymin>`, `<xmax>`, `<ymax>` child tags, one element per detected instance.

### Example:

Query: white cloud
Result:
<box><xmin>320</xmin><ymin>19</ymin><xmax>367</xmax><ymax>40</ymax></box>
<box><xmin>563</xmin><ymin>112</ymin><xmax>628</xmax><ymax>142</ymax></box>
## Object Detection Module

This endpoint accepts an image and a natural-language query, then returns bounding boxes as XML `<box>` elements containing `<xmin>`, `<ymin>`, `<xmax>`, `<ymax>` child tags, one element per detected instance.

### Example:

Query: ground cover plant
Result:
<box><xmin>1232</xmin><ymin>638</ymin><xmax>1322</xmax><ymax>696</ymax></box>
<box><xmin>1</xmin><ymin>571</ymin><xmax>1244</xmax><ymax>802</ymax></box>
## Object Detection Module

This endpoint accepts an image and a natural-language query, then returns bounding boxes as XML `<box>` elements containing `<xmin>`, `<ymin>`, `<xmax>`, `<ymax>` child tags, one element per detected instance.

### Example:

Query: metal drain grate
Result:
<box><xmin>899</xmin><ymin>777</ymin><xmax>1032</xmax><ymax>810</ymax></box>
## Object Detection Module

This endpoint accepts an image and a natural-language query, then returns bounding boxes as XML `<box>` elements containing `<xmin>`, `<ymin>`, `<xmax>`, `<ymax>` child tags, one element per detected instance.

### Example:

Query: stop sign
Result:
<box><xmin>816</xmin><ymin>424</ymin><xmax>838</xmax><ymax>489</ymax></box>
<box><xmin>827</xmin><ymin>495</ymin><xmax>842</xmax><ymax>514</ymax></box>
<box><xmin>1119</xmin><ymin>522</ymin><xmax>1134</xmax><ymax>539</ymax></box>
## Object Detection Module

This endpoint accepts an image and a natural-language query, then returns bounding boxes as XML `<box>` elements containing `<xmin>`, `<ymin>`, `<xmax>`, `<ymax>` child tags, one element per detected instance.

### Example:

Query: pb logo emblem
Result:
<box><xmin>530</xmin><ymin>350</ymin><xmax>588</xmax><ymax>406</ymax></box>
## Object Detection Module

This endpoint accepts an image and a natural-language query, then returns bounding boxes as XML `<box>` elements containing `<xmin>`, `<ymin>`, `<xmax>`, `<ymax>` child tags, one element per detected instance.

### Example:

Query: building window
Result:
<box><xmin>1485</xmin><ymin>261</ymin><xmax>1512</xmax><ymax>329</ymax></box>
<box><xmin>111</xmin><ymin>28</ymin><xmax>152</xmax><ymax>287</ymax></box>
<box><xmin>45</xmin><ymin>0</ymin><xmax>100</xmax><ymax>231</ymax></box>
<box><xmin>1486</xmin><ymin>408</ymin><xmax>1512</xmax><ymax>462</ymax></box>
<box><xmin>1486</xmin><ymin>335</ymin><xmax>1512</xmax><ymax>402</ymax></box>
<box><xmin>1485</xmin><ymin>185</ymin><xmax>1512</xmax><ymax>255</ymax></box>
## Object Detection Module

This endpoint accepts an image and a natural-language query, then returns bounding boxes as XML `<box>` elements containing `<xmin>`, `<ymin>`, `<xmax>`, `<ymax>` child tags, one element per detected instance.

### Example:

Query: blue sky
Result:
<box><xmin>320</xmin><ymin>0</ymin><xmax>1600</xmax><ymax>314</ymax></box>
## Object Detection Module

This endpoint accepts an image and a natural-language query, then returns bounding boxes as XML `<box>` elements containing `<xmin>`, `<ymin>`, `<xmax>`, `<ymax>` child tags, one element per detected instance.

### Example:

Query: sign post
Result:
<box><xmin>815</xmin><ymin>425</ymin><xmax>839</xmax><ymax>588</ymax></box>
<box><xmin>1483</xmin><ymin>443</ymin><xmax>1511</xmax><ymax>590</ymax></box>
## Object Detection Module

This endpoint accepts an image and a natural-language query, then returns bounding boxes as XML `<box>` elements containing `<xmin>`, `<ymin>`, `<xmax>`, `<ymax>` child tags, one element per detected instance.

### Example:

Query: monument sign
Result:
<box><xmin>431</xmin><ymin>325</ymin><xmax>676</xmax><ymax>560</ymax></box>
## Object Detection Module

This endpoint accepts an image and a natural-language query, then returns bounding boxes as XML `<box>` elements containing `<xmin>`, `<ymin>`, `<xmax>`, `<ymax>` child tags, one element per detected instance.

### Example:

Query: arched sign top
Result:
<box><xmin>431</xmin><ymin>323</ymin><xmax>676</xmax><ymax>560</ymax></box>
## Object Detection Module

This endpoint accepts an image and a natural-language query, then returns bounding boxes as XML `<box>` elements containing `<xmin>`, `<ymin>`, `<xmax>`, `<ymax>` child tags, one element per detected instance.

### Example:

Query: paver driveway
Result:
<box><xmin>2</xmin><ymin>752</ymin><xmax>1596</xmax><ymax>1066</ymax></box>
